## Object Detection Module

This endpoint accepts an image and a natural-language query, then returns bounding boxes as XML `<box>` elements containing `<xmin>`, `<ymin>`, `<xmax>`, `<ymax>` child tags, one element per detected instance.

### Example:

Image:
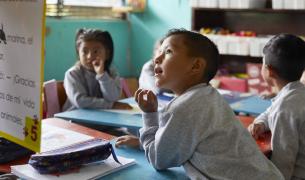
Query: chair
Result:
<box><xmin>43</xmin><ymin>79</ymin><xmax>67</xmax><ymax>118</ymax></box>
<box><xmin>120</xmin><ymin>78</ymin><xmax>138</xmax><ymax>99</ymax></box>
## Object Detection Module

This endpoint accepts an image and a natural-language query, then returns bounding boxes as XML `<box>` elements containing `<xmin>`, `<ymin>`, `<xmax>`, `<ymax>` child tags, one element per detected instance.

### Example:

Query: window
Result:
<box><xmin>46</xmin><ymin>0</ymin><xmax>124</xmax><ymax>19</ymax></box>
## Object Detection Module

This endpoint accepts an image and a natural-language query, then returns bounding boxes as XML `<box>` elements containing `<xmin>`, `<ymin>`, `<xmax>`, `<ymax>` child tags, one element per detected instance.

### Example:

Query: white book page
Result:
<box><xmin>41</xmin><ymin>124</ymin><xmax>94</xmax><ymax>152</ymax></box>
<box><xmin>101</xmin><ymin>104</ymin><xmax>142</xmax><ymax>115</ymax></box>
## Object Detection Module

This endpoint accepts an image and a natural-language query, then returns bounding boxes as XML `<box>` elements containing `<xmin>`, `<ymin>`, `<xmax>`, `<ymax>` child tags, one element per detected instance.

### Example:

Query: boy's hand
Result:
<box><xmin>115</xmin><ymin>135</ymin><xmax>140</xmax><ymax>149</ymax></box>
<box><xmin>92</xmin><ymin>57</ymin><xmax>105</xmax><ymax>75</ymax></box>
<box><xmin>248</xmin><ymin>123</ymin><xmax>266</xmax><ymax>140</ymax></box>
<box><xmin>112</xmin><ymin>102</ymin><xmax>133</xmax><ymax>110</ymax></box>
<box><xmin>135</xmin><ymin>89</ymin><xmax>158</xmax><ymax>113</ymax></box>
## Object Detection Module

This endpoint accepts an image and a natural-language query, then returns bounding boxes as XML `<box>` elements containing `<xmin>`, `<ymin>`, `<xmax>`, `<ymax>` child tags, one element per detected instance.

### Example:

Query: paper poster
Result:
<box><xmin>0</xmin><ymin>0</ymin><xmax>45</xmax><ymax>152</ymax></box>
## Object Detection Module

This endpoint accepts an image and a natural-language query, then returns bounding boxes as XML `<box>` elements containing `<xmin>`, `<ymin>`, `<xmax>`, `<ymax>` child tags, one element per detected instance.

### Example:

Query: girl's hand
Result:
<box><xmin>92</xmin><ymin>57</ymin><xmax>105</xmax><ymax>75</ymax></box>
<box><xmin>115</xmin><ymin>135</ymin><xmax>140</xmax><ymax>149</ymax></box>
<box><xmin>248</xmin><ymin>123</ymin><xmax>266</xmax><ymax>140</ymax></box>
<box><xmin>112</xmin><ymin>102</ymin><xmax>133</xmax><ymax>110</ymax></box>
<box><xmin>134</xmin><ymin>89</ymin><xmax>158</xmax><ymax>113</ymax></box>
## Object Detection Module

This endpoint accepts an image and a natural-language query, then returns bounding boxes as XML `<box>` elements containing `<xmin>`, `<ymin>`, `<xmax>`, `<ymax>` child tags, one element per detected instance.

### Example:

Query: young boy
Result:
<box><xmin>135</xmin><ymin>29</ymin><xmax>283</xmax><ymax>180</ymax></box>
<box><xmin>248</xmin><ymin>34</ymin><xmax>305</xmax><ymax>180</ymax></box>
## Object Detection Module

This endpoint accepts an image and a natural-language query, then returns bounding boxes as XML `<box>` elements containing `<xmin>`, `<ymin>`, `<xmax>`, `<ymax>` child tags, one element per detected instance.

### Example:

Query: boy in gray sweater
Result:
<box><xmin>248</xmin><ymin>34</ymin><xmax>305</xmax><ymax>180</ymax></box>
<box><xmin>135</xmin><ymin>29</ymin><xmax>284</xmax><ymax>180</ymax></box>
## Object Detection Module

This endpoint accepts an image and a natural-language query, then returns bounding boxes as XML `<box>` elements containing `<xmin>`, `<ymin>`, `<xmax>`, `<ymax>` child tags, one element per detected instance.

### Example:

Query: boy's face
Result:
<box><xmin>261</xmin><ymin>56</ymin><xmax>273</xmax><ymax>86</ymax></box>
<box><xmin>154</xmin><ymin>35</ymin><xmax>195</xmax><ymax>94</ymax></box>
<box><xmin>78</xmin><ymin>40</ymin><xmax>107</xmax><ymax>71</ymax></box>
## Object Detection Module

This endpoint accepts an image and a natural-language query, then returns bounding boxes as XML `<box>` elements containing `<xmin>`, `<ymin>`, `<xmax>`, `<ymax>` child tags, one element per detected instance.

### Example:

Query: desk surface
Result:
<box><xmin>55</xmin><ymin>109</ymin><xmax>142</xmax><ymax>129</ymax></box>
<box><xmin>55</xmin><ymin>94</ymin><xmax>271</xmax><ymax>130</ymax></box>
<box><xmin>54</xmin><ymin>98</ymin><xmax>142</xmax><ymax>129</ymax></box>
<box><xmin>230</xmin><ymin>96</ymin><xmax>271</xmax><ymax>116</ymax></box>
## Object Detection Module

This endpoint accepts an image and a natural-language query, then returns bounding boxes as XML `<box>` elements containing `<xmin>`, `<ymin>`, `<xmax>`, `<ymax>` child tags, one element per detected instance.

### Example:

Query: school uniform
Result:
<box><xmin>140</xmin><ymin>83</ymin><xmax>284</xmax><ymax>180</ymax></box>
<box><xmin>63</xmin><ymin>63</ymin><xmax>121</xmax><ymax>111</ymax></box>
<box><xmin>255</xmin><ymin>81</ymin><xmax>305</xmax><ymax>180</ymax></box>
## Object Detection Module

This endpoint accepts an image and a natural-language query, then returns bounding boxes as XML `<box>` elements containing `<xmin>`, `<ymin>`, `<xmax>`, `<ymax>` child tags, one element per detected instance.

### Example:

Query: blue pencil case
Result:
<box><xmin>28</xmin><ymin>138</ymin><xmax>120</xmax><ymax>174</ymax></box>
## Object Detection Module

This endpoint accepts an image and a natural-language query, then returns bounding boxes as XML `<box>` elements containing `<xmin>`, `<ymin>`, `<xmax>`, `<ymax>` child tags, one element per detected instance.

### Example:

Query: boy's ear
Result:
<box><xmin>191</xmin><ymin>58</ymin><xmax>206</xmax><ymax>74</ymax></box>
<box><xmin>266</xmin><ymin>65</ymin><xmax>277</xmax><ymax>78</ymax></box>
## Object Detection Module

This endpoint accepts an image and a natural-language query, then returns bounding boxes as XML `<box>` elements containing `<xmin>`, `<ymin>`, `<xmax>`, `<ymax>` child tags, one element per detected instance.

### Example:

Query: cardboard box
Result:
<box><xmin>218</xmin><ymin>76</ymin><xmax>248</xmax><ymax>92</ymax></box>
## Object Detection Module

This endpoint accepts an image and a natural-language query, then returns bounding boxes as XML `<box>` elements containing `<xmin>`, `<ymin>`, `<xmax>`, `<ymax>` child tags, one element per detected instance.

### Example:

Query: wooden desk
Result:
<box><xmin>43</xmin><ymin>118</ymin><xmax>114</xmax><ymax>140</ymax></box>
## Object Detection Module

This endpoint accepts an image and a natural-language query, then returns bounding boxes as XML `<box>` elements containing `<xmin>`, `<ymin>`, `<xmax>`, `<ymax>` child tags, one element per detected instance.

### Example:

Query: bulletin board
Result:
<box><xmin>0</xmin><ymin>0</ymin><xmax>45</xmax><ymax>152</ymax></box>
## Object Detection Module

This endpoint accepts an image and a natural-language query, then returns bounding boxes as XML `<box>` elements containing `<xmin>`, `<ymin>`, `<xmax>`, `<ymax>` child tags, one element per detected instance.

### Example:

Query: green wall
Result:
<box><xmin>44</xmin><ymin>0</ymin><xmax>191</xmax><ymax>80</ymax></box>
<box><xmin>129</xmin><ymin>0</ymin><xmax>191</xmax><ymax>76</ymax></box>
<box><xmin>45</xmin><ymin>18</ymin><xmax>130</xmax><ymax>81</ymax></box>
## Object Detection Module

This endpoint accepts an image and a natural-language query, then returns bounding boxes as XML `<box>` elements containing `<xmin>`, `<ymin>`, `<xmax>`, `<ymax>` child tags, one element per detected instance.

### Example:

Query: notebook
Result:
<box><xmin>11</xmin><ymin>155</ymin><xmax>135</xmax><ymax>180</ymax></box>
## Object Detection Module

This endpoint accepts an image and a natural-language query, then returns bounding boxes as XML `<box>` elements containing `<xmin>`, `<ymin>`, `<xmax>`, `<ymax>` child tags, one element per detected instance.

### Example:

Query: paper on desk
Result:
<box><xmin>102</xmin><ymin>103</ymin><xmax>166</xmax><ymax>115</ymax></box>
<box><xmin>41</xmin><ymin>124</ymin><xmax>94</xmax><ymax>152</ymax></box>
<box><xmin>102</xmin><ymin>104</ymin><xmax>142</xmax><ymax>115</ymax></box>
<box><xmin>11</xmin><ymin>155</ymin><xmax>136</xmax><ymax>180</ymax></box>
<box><xmin>217</xmin><ymin>89</ymin><xmax>252</xmax><ymax>97</ymax></box>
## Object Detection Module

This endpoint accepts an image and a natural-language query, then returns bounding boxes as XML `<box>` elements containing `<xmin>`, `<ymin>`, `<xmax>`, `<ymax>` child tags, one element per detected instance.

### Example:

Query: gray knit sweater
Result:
<box><xmin>140</xmin><ymin>83</ymin><xmax>284</xmax><ymax>180</ymax></box>
<box><xmin>62</xmin><ymin>63</ymin><xmax>121</xmax><ymax>111</ymax></box>
<box><xmin>255</xmin><ymin>81</ymin><xmax>305</xmax><ymax>180</ymax></box>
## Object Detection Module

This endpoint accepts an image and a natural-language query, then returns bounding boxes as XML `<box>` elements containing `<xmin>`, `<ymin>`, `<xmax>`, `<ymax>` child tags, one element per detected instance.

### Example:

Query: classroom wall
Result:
<box><xmin>129</xmin><ymin>0</ymin><xmax>191</xmax><ymax>76</ymax></box>
<box><xmin>44</xmin><ymin>18</ymin><xmax>130</xmax><ymax>81</ymax></box>
<box><xmin>44</xmin><ymin>1</ymin><xmax>191</xmax><ymax>80</ymax></box>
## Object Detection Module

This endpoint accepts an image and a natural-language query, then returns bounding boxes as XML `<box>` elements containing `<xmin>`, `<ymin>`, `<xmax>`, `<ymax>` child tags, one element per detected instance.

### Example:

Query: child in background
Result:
<box><xmin>139</xmin><ymin>39</ymin><xmax>163</xmax><ymax>94</ymax></box>
<box><xmin>135</xmin><ymin>29</ymin><xmax>283</xmax><ymax>179</ymax></box>
<box><xmin>116</xmin><ymin>39</ymin><xmax>165</xmax><ymax>149</ymax></box>
<box><xmin>248</xmin><ymin>34</ymin><xmax>305</xmax><ymax>180</ymax></box>
<box><xmin>63</xmin><ymin>28</ymin><xmax>131</xmax><ymax>111</ymax></box>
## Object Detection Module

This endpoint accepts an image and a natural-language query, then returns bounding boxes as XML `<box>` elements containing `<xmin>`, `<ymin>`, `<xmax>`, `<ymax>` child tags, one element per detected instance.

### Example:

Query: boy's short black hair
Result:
<box><xmin>75</xmin><ymin>28</ymin><xmax>114</xmax><ymax>73</ymax></box>
<box><xmin>164</xmin><ymin>28</ymin><xmax>219</xmax><ymax>82</ymax></box>
<box><xmin>263</xmin><ymin>34</ymin><xmax>305</xmax><ymax>82</ymax></box>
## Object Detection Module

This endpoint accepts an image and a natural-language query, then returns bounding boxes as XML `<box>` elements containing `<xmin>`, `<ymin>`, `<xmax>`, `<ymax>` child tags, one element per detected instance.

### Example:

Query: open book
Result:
<box><xmin>11</xmin><ymin>155</ymin><xmax>135</xmax><ymax>180</ymax></box>
<box><xmin>41</xmin><ymin>124</ymin><xmax>94</xmax><ymax>152</ymax></box>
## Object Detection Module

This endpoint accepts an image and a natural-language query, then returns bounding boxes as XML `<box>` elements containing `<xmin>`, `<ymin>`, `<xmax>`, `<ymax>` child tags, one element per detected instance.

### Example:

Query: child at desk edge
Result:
<box><xmin>248</xmin><ymin>34</ymin><xmax>305</xmax><ymax>180</ymax></box>
<box><xmin>134</xmin><ymin>29</ymin><xmax>283</xmax><ymax>180</ymax></box>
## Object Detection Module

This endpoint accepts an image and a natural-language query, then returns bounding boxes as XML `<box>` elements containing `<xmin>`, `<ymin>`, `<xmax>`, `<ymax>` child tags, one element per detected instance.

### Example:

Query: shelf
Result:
<box><xmin>219</xmin><ymin>55</ymin><xmax>262</xmax><ymax>73</ymax></box>
<box><xmin>220</xmin><ymin>54</ymin><xmax>262</xmax><ymax>59</ymax></box>
<box><xmin>192</xmin><ymin>5</ymin><xmax>305</xmax><ymax>73</ymax></box>
<box><xmin>192</xmin><ymin>7</ymin><xmax>305</xmax><ymax>14</ymax></box>
<box><xmin>192</xmin><ymin>9</ymin><xmax>305</xmax><ymax>35</ymax></box>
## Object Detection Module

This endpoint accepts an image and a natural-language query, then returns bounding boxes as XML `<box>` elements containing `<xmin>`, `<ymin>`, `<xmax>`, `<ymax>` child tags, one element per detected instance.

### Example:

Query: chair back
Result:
<box><xmin>120</xmin><ymin>78</ymin><xmax>138</xmax><ymax>98</ymax></box>
<box><xmin>43</xmin><ymin>79</ymin><xmax>67</xmax><ymax>118</ymax></box>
